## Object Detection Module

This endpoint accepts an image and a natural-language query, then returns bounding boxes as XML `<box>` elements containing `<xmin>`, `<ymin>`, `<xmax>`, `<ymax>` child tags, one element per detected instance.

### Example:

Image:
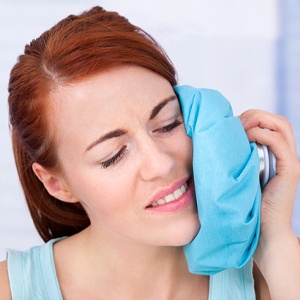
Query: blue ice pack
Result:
<box><xmin>174</xmin><ymin>85</ymin><xmax>261</xmax><ymax>275</ymax></box>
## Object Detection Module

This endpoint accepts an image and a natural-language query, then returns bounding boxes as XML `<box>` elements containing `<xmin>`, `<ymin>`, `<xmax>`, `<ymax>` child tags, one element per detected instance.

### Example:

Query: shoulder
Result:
<box><xmin>0</xmin><ymin>261</ymin><xmax>12</xmax><ymax>300</ymax></box>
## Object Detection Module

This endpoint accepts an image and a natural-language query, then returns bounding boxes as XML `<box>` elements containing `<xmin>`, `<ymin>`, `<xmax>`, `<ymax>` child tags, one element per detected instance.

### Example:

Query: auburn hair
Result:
<box><xmin>8</xmin><ymin>6</ymin><xmax>177</xmax><ymax>242</ymax></box>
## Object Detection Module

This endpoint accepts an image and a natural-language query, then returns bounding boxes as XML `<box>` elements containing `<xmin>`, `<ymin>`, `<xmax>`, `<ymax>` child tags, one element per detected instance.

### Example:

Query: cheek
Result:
<box><xmin>67</xmin><ymin>168</ymin><xmax>135</xmax><ymax>222</ymax></box>
<box><xmin>176</xmin><ymin>130</ymin><xmax>193</xmax><ymax>166</ymax></box>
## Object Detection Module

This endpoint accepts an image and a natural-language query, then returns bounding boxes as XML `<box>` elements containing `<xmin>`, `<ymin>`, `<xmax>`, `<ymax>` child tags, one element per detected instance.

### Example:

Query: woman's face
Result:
<box><xmin>51</xmin><ymin>65</ymin><xmax>199</xmax><ymax>246</ymax></box>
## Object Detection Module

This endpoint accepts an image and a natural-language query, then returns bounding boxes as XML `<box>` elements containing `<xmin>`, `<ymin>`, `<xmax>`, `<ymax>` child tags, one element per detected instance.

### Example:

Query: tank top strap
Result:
<box><xmin>7</xmin><ymin>237</ymin><xmax>64</xmax><ymax>300</ymax></box>
<box><xmin>209</xmin><ymin>259</ymin><xmax>256</xmax><ymax>300</ymax></box>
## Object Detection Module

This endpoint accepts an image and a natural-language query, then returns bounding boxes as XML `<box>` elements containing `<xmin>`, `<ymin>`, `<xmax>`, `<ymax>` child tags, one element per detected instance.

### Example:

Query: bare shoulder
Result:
<box><xmin>0</xmin><ymin>261</ymin><xmax>12</xmax><ymax>300</ymax></box>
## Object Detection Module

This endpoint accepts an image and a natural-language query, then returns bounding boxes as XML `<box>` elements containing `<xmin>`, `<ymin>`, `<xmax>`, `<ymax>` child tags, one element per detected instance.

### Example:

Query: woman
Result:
<box><xmin>1</xmin><ymin>6</ymin><xmax>299</xmax><ymax>299</ymax></box>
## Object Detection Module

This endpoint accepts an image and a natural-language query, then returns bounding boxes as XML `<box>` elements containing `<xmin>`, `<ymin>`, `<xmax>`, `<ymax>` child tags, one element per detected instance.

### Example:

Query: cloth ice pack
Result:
<box><xmin>174</xmin><ymin>85</ymin><xmax>261</xmax><ymax>275</ymax></box>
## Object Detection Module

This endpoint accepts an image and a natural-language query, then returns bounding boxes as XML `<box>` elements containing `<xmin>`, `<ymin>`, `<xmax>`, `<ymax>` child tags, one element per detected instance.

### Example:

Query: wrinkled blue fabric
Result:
<box><xmin>174</xmin><ymin>85</ymin><xmax>261</xmax><ymax>275</ymax></box>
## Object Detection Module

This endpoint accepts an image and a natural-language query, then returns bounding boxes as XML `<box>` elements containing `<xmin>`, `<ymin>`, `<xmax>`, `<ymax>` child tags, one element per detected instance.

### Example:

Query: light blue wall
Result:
<box><xmin>277</xmin><ymin>0</ymin><xmax>300</xmax><ymax>233</ymax></box>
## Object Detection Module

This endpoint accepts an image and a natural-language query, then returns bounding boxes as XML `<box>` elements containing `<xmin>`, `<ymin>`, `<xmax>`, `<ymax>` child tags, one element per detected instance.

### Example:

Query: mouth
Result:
<box><xmin>146</xmin><ymin>182</ymin><xmax>188</xmax><ymax>208</ymax></box>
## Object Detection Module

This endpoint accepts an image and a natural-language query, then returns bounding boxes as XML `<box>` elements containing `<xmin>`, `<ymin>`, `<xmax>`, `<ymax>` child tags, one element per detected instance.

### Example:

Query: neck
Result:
<box><xmin>55</xmin><ymin>226</ymin><xmax>209</xmax><ymax>299</ymax></box>
<box><xmin>85</xmin><ymin>224</ymin><xmax>187</xmax><ymax>277</ymax></box>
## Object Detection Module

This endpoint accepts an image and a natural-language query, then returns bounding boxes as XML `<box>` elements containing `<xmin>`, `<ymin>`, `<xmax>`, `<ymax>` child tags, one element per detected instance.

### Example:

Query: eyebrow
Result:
<box><xmin>149</xmin><ymin>95</ymin><xmax>177</xmax><ymax>120</ymax></box>
<box><xmin>85</xmin><ymin>129</ymin><xmax>127</xmax><ymax>153</ymax></box>
<box><xmin>85</xmin><ymin>95</ymin><xmax>177</xmax><ymax>153</ymax></box>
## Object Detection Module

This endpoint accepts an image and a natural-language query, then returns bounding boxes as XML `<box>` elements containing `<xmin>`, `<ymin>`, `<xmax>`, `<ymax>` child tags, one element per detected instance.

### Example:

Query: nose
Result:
<box><xmin>137</xmin><ymin>135</ymin><xmax>174</xmax><ymax>181</ymax></box>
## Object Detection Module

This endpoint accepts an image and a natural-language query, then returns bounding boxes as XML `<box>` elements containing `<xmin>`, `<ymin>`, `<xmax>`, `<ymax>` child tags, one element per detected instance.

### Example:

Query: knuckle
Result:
<box><xmin>284</xmin><ymin>119</ymin><xmax>292</xmax><ymax>130</ymax></box>
<box><xmin>278</xmin><ymin>115</ymin><xmax>292</xmax><ymax>128</ymax></box>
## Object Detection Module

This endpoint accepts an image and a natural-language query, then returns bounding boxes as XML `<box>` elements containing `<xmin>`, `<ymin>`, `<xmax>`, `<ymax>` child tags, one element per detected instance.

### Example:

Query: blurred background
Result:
<box><xmin>0</xmin><ymin>0</ymin><xmax>299</xmax><ymax>260</ymax></box>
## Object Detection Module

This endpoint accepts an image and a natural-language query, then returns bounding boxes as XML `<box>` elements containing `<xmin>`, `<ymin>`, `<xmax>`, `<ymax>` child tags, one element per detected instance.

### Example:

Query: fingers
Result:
<box><xmin>239</xmin><ymin>109</ymin><xmax>298</xmax><ymax>159</ymax></box>
<box><xmin>245</xmin><ymin>127</ymin><xmax>289</xmax><ymax>158</ymax></box>
<box><xmin>240</xmin><ymin>111</ymin><xmax>300</xmax><ymax>247</ymax></box>
<box><xmin>239</xmin><ymin>109</ymin><xmax>300</xmax><ymax>180</ymax></box>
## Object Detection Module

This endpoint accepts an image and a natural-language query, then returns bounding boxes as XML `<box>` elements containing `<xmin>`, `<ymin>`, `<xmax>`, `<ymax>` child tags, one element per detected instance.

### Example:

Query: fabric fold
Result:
<box><xmin>174</xmin><ymin>85</ymin><xmax>261</xmax><ymax>275</ymax></box>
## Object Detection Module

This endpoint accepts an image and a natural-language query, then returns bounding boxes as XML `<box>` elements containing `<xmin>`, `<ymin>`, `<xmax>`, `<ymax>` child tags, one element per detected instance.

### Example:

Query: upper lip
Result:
<box><xmin>145</xmin><ymin>176</ymin><xmax>190</xmax><ymax>208</ymax></box>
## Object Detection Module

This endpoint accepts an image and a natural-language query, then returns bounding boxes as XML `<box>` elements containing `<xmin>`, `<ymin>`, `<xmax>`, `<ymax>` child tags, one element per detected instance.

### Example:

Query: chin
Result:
<box><xmin>164</xmin><ymin>218</ymin><xmax>200</xmax><ymax>247</ymax></box>
<box><xmin>172</xmin><ymin>230</ymin><xmax>199</xmax><ymax>246</ymax></box>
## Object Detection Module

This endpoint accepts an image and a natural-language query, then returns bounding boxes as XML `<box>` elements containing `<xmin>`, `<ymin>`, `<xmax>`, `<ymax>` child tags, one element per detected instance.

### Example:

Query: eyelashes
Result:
<box><xmin>153</xmin><ymin>119</ymin><xmax>182</xmax><ymax>134</ymax></box>
<box><xmin>100</xmin><ymin>119</ymin><xmax>183</xmax><ymax>169</ymax></box>
<box><xmin>100</xmin><ymin>145</ymin><xmax>127</xmax><ymax>169</ymax></box>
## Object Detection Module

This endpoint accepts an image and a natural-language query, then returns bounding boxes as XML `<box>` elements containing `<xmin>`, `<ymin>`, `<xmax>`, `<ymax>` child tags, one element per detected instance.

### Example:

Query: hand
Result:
<box><xmin>240</xmin><ymin>109</ymin><xmax>300</xmax><ymax>299</ymax></box>
<box><xmin>240</xmin><ymin>109</ymin><xmax>300</xmax><ymax>231</ymax></box>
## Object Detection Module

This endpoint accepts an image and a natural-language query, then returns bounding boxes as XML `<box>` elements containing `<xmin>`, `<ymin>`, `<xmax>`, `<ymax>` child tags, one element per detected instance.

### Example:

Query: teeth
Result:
<box><xmin>157</xmin><ymin>199</ymin><xmax>166</xmax><ymax>205</ymax></box>
<box><xmin>173</xmin><ymin>188</ymin><xmax>183</xmax><ymax>199</ymax></box>
<box><xmin>149</xmin><ymin>182</ymin><xmax>188</xmax><ymax>207</ymax></box>
<box><xmin>181</xmin><ymin>183</ymin><xmax>187</xmax><ymax>194</ymax></box>
<box><xmin>165</xmin><ymin>194</ymin><xmax>175</xmax><ymax>203</ymax></box>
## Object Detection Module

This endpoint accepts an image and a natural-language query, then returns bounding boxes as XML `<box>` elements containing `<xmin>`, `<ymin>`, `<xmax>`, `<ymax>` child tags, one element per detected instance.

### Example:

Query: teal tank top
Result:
<box><xmin>7</xmin><ymin>238</ymin><xmax>256</xmax><ymax>299</ymax></box>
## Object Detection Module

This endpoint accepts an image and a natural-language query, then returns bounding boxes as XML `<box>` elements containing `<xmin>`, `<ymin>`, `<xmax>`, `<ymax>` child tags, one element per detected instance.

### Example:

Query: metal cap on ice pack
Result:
<box><xmin>257</xmin><ymin>143</ymin><xmax>276</xmax><ymax>188</ymax></box>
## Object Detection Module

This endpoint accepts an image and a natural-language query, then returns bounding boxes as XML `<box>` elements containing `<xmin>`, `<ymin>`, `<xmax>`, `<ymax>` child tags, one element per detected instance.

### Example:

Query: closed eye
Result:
<box><xmin>100</xmin><ymin>145</ymin><xmax>127</xmax><ymax>169</ymax></box>
<box><xmin>153</xmin><ymin>119</ymin><xmax>183</xmax><ymax>134</ymax></box>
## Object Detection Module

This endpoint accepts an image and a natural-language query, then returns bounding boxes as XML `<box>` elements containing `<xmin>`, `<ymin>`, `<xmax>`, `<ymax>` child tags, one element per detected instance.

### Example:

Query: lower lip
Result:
<box><xmin>145</xmin><ymin>178</ymin><xmax>195</xmax><ymax>213</ymax></box>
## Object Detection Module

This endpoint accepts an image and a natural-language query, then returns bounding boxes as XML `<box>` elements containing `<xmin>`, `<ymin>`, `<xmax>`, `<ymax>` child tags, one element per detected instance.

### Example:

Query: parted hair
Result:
<box><xmin>8</xmin><ymin>6</ymin><xmax>177</xmax><ymax>242</ymax></box>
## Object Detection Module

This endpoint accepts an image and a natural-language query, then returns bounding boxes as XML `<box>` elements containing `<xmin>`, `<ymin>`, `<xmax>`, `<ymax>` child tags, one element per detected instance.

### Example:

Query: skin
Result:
<box><xmin>241</xmin><ymin>110</ymin><xmax>300</xmax><ymax>299</ymax></box>
<box><xmin>0</xmin><ymin>65</ymin><xmax>299</xmax><ymax>299</ymax></box>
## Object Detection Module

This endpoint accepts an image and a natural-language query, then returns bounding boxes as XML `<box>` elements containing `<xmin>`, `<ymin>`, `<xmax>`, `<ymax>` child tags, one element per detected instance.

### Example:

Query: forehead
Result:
<box><xmin>49</xmin><ymin>65</ymin><xmax>176</xmax><ymax>151</ymax></box>
<box><xmin>55</xmin><ymin>65</ymin><xmax>174</xmax><ymax>119</ymax></box>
